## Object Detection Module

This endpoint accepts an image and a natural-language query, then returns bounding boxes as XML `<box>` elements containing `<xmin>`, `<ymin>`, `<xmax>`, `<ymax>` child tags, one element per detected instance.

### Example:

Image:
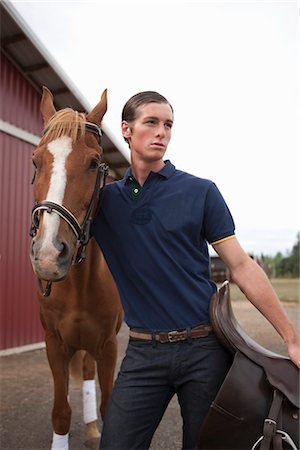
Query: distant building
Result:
<box><xmin>210</xmin><ymin>253</ymin><xmax>263</xmax><ymax>284</ymax></box>
<box><xmin>210</xmin><ymin>256</ymin><xmax>230</xmax><ymax>283</ymax></box>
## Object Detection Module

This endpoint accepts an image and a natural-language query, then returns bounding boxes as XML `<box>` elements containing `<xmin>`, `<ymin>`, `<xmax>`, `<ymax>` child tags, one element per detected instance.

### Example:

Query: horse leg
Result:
<box><xmin>45</xmin><ymin>332</ymin><xmax>72</xmax><ymax>450</ymax></box>
<box><xmin>96</xmin><ymin>336</ymin><xmax>118</xmax><ymax>420</ymax></box>
<box><xmin>82</xmin><ymin>352</ymin><xmax>100</xmax><ymax>445</ymax></box>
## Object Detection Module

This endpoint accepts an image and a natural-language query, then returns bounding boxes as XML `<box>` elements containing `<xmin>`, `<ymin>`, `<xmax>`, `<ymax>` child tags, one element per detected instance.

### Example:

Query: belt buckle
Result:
<box><xmin>167</xmin><ymin>330</ymin><xmax>184</xmax><ymax>342</ymax></box>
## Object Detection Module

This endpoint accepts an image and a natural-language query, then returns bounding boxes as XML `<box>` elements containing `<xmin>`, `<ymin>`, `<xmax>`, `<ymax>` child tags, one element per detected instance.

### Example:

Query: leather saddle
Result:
<box><xmin>197</xmin><ymin>281</ymin><xmax>299</xmax><ymax>450</ymax></box>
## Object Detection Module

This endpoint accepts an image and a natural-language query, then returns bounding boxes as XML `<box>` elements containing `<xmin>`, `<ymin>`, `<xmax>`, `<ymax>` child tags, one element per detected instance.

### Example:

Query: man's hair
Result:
<box><xmin>122</xmin><ymin>91</ymin><xmax>173</xmax><ymax>123</ymax></box>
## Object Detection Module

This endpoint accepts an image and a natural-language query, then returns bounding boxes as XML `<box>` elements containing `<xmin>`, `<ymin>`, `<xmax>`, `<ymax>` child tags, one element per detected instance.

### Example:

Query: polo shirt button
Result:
<box><xmin>133</xmin><ymin>188</ymin><xmax>139</xmax><ymax>194</ymax></box>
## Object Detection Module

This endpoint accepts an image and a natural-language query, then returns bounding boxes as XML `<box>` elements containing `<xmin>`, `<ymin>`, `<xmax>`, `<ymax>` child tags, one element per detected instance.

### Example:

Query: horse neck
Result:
<box><xmin>70</xmin><ymin>239</ymin><xmax>103</xmax><ymax>286</ymax></box>
<box><xmin>66</xmin><ymin>238</ymin><xmax>119</xmax><ymax>307</ymax></box>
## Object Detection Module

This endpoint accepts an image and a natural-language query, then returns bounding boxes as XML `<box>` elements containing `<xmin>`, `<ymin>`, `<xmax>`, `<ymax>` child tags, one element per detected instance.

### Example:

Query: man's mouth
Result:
<box><xmin>151</xmin><ymin>142</ymin><xmax>164</xmax><ymax>147</ymax></box>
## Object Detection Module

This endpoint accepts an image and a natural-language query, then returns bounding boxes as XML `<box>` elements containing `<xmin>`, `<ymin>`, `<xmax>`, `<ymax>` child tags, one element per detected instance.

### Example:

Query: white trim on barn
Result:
<box><xmin>0</xmin><ymin>119</ymin><xmax>40</xmax><ymax>145</ymax></box>
<box><xmin>0</xmin><ymin>341</ymin><xmax>45</xmax><ymax>357</ymax></box>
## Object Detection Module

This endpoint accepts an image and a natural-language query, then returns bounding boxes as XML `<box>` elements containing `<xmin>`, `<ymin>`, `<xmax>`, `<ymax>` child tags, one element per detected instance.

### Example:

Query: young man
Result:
<box><xmin>92</xmin><ymin>91</ymin><xmax>300</xmax><ymax>449</ymax></box>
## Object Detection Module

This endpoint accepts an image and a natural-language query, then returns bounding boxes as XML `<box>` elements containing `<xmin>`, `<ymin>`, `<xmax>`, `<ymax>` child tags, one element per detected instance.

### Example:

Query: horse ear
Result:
<box><xmin>41</xmin><ymin>86</ymin><xmax>56</xmax><ymax>126</ymax></box>
<box><xmin>86</xmin><ymin>89</ymin><xmax>107</xmax><ymax>126</ymax></box>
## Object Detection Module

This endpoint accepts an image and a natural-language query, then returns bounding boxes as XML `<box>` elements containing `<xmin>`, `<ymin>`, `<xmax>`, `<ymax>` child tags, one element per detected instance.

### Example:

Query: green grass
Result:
<box><xmin>224</xmin><ymin>278</ymin><xmax>300</xmax><ymax>304</ymax></box>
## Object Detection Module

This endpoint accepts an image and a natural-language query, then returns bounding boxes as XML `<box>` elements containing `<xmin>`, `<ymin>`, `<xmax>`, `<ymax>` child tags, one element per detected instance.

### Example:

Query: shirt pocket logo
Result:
<box><xmin>131</xmin><ymin>205</ymin><xmax>152</xmax><ymax>225</ymax></box>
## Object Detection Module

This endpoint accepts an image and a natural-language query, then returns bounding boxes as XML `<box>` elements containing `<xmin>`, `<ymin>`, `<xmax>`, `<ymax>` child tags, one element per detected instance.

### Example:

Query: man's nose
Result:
<box><xmin>156</xmin><ymin>123</ymin><xmax>165</xmax><ymax>137</ymax></box>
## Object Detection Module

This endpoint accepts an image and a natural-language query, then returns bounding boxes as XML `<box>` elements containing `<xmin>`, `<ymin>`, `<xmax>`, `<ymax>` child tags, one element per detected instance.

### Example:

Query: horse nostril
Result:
<box><xmin>59</xmin><ymin>241</ymin><xmax>69</xmax><ymax>259</ymax></box>
<box><xmin>30</xmin><ymin>239</ymin><xmax>39</xmax><ymax>260</ymax></box>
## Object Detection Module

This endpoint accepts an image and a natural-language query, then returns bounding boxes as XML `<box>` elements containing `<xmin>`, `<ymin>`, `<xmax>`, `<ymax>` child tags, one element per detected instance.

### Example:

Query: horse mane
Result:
<box><xmin>40</xmin><ymin>108</ymin><xmax>87</xmax><ymax>145</ymax></box>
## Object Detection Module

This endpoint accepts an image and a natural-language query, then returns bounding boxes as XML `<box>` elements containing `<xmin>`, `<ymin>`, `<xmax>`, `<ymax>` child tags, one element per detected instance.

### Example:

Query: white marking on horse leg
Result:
<box><xmin>51</xmin><ymin>432</ymin><xmax>69</xmax><ymax>450</ymax></box>
<box><xmin>83</xmin><ymin>379</ymin><xmax>98</xmax><ymax>424</ymax></box>
<box><xmin>39</xmin><ymin>136</ymin><xmax>73</xmax><ymax>257</ymax></box>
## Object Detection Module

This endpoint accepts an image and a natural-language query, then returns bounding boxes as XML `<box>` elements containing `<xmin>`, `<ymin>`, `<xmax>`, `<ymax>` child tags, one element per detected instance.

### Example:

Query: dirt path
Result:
<box><xmin>0</xmin><ymin>301</ymin><xmax>298</xmax><ymax>450</ymax></box>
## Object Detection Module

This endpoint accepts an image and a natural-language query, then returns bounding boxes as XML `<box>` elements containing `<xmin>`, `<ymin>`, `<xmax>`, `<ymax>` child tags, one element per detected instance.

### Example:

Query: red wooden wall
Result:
<box><xmin>0</xmin><ymin>53</ymin><xmax>44</xmax><ymax>350</ymax></box>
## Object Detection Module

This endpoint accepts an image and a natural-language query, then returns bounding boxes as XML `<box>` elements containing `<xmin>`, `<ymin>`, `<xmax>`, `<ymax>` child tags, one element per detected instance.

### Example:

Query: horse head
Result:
<box><xmin>30</xmin><ymin>87</ymin><xmax>108</xmax><ymax>285</ymax></box>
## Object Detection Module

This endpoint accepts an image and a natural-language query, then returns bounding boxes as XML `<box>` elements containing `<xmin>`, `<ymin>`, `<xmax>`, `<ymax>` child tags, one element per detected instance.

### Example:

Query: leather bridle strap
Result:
<box><xmin>42</xmin><ymin>121</ymin><xmax>103</xmax><ymax>146</ymax></box>
<box><xmin>78</xmin><ymin>161</ymin><xmax>108</xmax><ymax>246</ymax></box>
<box><xmin>32</xmin><ymin>201</ymin><xmax>82</xmax><ymax>240</ymax></box>
<box><xmin>85</xmin><ymin>122</ymin><xmax>102</xmax><ymax>145</ymax></box>
<box><xmin>72</xmin><ymin>161</ymin><xmax>108</xmax><ymax>264</ymax></box>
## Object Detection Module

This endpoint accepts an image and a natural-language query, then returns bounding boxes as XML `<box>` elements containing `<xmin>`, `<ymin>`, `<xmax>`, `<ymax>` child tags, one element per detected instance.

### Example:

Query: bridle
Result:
<box><xmin>30</xmin><ymin>122</ymin><xmax>108</xmax><ymax>297</ymax></box>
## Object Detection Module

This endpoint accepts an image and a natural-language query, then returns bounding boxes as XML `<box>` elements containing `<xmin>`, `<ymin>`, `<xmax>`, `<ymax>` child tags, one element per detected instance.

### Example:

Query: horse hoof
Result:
<box><xmin>84</xmin><ymin>436</ymin><xmax>100</xmax><ymax>449</ymax></box>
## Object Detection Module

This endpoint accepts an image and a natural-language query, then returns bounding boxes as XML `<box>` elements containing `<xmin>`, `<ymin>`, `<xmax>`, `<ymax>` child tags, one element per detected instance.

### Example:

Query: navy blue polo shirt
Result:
<box><xmin>91</xmin><ymin>160</ymin><xmax>235</xmax><ymax>331</ymax></box>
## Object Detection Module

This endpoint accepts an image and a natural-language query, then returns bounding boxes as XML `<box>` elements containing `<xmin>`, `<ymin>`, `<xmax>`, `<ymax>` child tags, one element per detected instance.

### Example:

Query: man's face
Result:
<box><xmin>122</xmin><ymin>102</ymin><xmax>173</xmax><ymax>163</ymax></box>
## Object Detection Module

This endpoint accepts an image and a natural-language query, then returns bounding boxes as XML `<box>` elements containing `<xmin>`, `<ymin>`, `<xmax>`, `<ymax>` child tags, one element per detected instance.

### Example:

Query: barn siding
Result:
<box><xmin>0</xmin><ymin>54</ymin><xmax>44</xmax><ymax>350</ymax></box>
<box><xmin>1</xmin><ymin>52</ymin><xmax>43</xmax><ymax>136</ymax></box>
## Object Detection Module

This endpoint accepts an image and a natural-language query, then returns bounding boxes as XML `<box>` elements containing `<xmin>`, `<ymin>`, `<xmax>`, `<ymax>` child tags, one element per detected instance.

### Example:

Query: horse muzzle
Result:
<box><xmin>30</xmin><ymin>236</ymin><xmax>74</xmax><ymax>282</ymax></box>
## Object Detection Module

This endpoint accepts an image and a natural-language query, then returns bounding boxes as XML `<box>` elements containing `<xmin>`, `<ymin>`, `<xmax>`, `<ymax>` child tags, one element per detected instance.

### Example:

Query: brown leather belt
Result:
<box><xmin>129</xmin><ymin>324</ymin><xmax>213</xmax><ymax>344</ymax></box>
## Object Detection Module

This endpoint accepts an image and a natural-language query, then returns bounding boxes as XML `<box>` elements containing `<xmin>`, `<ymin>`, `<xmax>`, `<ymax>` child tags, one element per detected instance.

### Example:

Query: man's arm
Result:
<box><xmin>212</xmin><ymin>237</ymin><xmax>300</xmax><ymax>368</ymax></box>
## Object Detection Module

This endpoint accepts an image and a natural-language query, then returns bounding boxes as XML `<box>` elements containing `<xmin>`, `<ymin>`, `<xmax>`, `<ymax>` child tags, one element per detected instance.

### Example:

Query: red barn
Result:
<box><xmin>0</xmin><ymin>2</ymin><xmax>129</xmax><ymax>353</ymax></box>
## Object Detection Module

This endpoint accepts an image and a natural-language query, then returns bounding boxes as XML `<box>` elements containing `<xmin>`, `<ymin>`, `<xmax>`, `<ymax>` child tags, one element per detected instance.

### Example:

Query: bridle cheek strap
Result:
<box><xmin>72</xmin><ymin>162</ymin><xmax>108</xmax><ymax>264</ymax></box>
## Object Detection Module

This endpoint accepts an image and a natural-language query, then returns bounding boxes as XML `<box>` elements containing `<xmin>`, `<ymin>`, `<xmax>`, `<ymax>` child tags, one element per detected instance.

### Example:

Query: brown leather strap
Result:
<box><xmin>129</xmin><ymin>324</ymin><xmax>213</xmax><ymax>343</ymax></box>
<box><xmin>259</xmin><ymin>390</ymin><xmax>284</xmax><ymax>450</ymax></box>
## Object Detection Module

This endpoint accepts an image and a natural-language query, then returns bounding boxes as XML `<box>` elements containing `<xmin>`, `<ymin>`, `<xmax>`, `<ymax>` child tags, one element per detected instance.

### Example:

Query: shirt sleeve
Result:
<box><xmin>202</xmin><ymin>183</ymin><xmax>235</xmax><ymax>245</ymax></box>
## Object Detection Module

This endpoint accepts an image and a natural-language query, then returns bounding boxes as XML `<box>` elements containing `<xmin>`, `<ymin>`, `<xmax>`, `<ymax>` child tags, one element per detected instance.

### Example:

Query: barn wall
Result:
<box><xmin>0</xmin><ymin>53</ymin><xmax>44</xmax><ymax>350</ymax></box>
<box><xmin>1</xmin><ymin>52</ymin><xmax>43</xmax><ymax>135</ymax></box>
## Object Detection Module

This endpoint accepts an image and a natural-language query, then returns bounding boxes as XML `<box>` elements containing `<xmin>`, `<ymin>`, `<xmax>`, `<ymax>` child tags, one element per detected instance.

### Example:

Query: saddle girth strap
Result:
<box><xmin>259</xmin><ymin>390</ymin><xmax>284</xmax><ymax>450</ymax></box>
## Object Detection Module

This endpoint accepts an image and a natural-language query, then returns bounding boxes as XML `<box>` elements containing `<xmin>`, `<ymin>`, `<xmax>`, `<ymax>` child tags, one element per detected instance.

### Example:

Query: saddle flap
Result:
<box><xmin>198</xmin><ymin>350</ymin><xmax>299</xmax><ymax>450</ymax></box>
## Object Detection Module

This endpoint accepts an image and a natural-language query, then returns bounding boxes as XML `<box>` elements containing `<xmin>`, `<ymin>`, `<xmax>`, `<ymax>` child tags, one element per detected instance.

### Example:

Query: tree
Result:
<box><xmin>261</xmin><ymin>232</ymin><xmax>299</xmax><ymax>278</ymax></box>
<box><xmin>276</xmin><ymin>233</ymin><xmax>299</xmax><ymax>278</ymax></box>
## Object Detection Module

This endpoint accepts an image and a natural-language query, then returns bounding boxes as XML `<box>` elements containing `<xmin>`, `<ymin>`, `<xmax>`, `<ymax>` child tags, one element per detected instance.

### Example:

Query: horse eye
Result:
<box><xmin>89</xmin><ymin>159</ymin><xmax>99</xmax><ymax>170</ymax></box>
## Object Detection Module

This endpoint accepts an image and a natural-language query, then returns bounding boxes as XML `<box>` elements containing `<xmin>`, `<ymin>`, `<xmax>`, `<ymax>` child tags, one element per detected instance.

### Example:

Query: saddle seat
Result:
<box><xmin>211</xmin><ymin>281</ymin><xmax>299</xmax><ymax>409</ymax></box>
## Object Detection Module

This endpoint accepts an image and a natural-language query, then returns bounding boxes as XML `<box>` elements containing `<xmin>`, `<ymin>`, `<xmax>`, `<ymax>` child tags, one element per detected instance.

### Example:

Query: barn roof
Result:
<box><xmin>0</xmin><ymin>1</ymin><xmax>130</xmax><ymax>179</ymax></box>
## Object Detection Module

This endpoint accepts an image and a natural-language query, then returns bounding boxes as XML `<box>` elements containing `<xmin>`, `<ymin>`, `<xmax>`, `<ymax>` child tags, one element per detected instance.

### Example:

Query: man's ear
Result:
<box><xmin>121</xmin><ymin>121</ymin><xmax>131</xmax><ymax>140</ymax></box>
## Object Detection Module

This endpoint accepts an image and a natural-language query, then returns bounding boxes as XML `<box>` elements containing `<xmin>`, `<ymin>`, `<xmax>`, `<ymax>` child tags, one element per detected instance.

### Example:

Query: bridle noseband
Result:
<box><xmin>30</xmin><ymin>122</ymin><xmax>108</xmax><ymax>297</ymax></box>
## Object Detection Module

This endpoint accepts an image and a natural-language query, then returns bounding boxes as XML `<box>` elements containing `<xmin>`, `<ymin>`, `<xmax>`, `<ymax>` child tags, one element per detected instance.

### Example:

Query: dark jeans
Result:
<box><xmin>99</xmin><ymin>333</ymin><xmax>232</xmax><ymax>450</ymax></box>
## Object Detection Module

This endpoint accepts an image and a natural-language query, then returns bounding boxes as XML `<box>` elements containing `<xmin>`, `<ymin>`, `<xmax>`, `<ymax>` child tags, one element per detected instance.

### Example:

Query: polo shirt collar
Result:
<box><xmin>122</xmin><ymin>160</ymin><xmax>175</xmax><ymax>185</ymax></box>
<box><xmin>158</xmin><ymin>160</ymin><xmax>176</xmax><ymax>179</ymax></box>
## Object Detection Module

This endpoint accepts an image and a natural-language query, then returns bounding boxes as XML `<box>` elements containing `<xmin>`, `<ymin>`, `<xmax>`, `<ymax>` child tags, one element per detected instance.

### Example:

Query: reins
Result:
<box><xmin>30</xmin><ymin>122</ymin><xmax>108</xmax><ymax>297</ymax></box>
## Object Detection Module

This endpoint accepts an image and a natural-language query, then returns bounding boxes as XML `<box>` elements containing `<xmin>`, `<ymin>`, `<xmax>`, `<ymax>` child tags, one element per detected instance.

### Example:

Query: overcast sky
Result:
<box><xmin>10</xmin><ymin>0</ymin><xmax>299</xmax><ymax>255</ymax></box>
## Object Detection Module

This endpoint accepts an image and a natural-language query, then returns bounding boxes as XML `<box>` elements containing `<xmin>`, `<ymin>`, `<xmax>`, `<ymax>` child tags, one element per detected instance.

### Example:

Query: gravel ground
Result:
<box><xmin>0</xmin><ymin>301</ymin><xmax>298</xmax><ymax>450</ymax></box>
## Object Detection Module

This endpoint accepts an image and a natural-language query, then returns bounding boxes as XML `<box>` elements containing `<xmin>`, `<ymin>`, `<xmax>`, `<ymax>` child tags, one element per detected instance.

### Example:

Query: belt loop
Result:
<box><xmin>187</xmin><ymin>327</ymin><xmax>192</xmax><ymax>344</ymax></box>
<box><xmin>151</xmin><ymin>332</ymin><xmax>157</xmax><ymax>348</ymax></box>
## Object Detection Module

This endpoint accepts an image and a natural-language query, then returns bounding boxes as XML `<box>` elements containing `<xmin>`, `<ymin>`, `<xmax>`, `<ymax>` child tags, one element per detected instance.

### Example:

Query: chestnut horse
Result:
<box><xmin>29</xmin><ymin>87</ymin><xmax>122</xmax><ymax>450</ymax></box>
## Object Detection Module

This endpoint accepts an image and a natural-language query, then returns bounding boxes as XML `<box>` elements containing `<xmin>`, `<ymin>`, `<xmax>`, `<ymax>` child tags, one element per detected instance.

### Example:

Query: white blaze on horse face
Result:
<box><xmin>41</xmin><ymin>136</ymin><xmax>73</xmax><ymax>249</ymax></box>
